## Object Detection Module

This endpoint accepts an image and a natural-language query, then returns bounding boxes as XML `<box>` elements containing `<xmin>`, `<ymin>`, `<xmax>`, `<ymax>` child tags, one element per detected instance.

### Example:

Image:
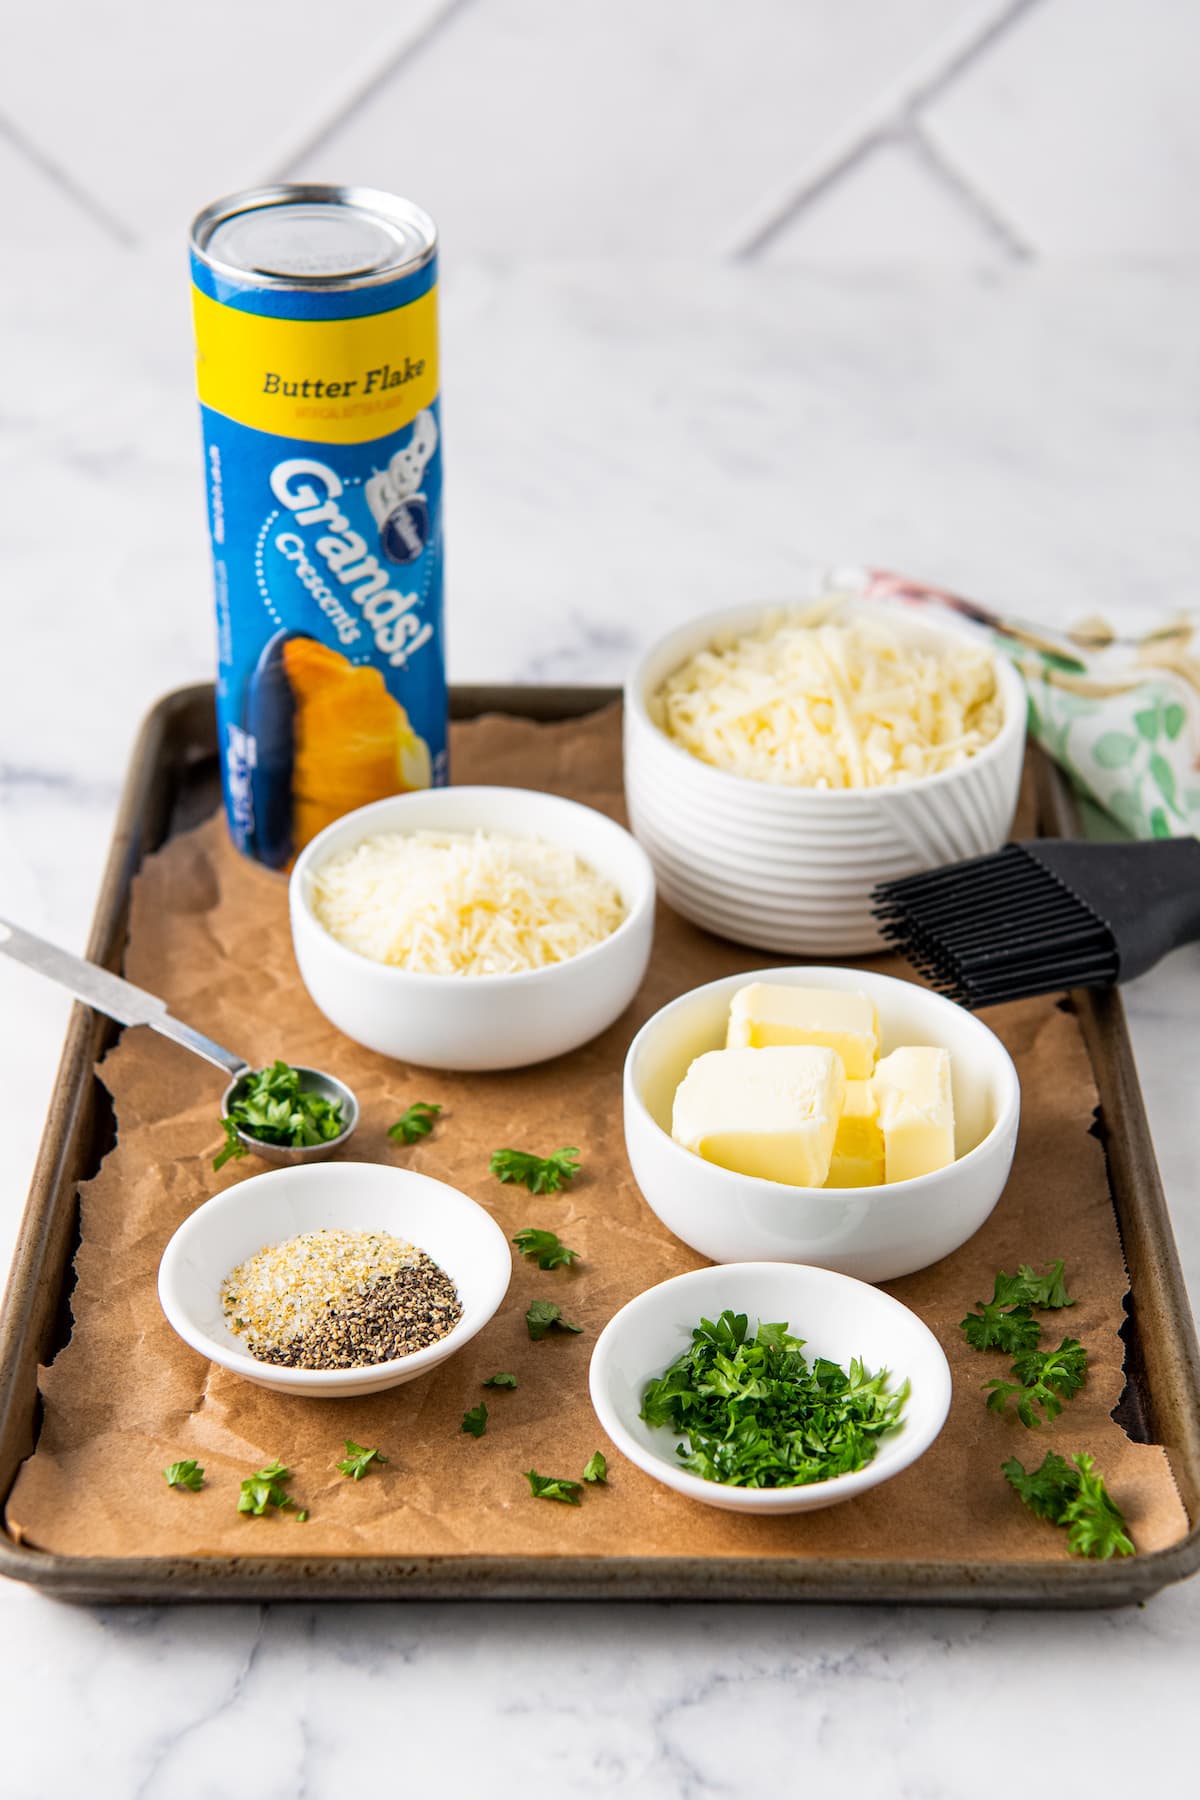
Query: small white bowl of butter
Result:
<box><xmin>623</xmin><ymin>966</ymin><xmax>1019</xmax><ymax>1281</ymax></box>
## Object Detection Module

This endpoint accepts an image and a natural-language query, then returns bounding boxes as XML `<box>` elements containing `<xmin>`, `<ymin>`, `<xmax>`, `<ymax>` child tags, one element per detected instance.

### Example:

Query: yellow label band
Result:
<box><xmin>192</xmin><ymin>287</ymin><xmax>439</xmax><ymax>444</ymax></box>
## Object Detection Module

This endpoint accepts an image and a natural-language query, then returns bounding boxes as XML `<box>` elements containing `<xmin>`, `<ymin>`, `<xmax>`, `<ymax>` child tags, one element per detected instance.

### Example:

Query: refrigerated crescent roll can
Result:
<box><xmin>189</xmin><ymin>184</ymin><xmax>448</xmax><ymax>868</ymax></box>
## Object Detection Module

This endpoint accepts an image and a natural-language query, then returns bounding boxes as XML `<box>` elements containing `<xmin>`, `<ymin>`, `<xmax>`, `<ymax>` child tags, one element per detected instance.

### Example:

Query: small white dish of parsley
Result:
<box><xmin>588</xmin><ymin>1262</ymin><xmax>951</xmax><ymax>1514</ymax></box>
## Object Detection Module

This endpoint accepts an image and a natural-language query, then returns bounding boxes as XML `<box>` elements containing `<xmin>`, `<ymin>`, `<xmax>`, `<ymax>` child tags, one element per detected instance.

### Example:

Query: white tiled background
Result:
<box><xmin>2</xmin><ymin>4</ymin><xmax>1199</xmax><ymax>1794</ymax></box>
<box><xmin>9</xmin><ymin>0</ymin><xmax>1200</xmax><ymax>258</ymax></box>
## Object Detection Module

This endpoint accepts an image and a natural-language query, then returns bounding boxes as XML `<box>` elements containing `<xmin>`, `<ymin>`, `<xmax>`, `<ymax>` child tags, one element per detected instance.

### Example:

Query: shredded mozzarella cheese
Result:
<box><xmin>654</xmin><ymin>613</ymin><xmax>1003</xmax><ymax>789</ymax></box>
<box><xmin>310</xmin><ymin>828</ymin><xmax>626</xmax><ymax>974</ymax></box>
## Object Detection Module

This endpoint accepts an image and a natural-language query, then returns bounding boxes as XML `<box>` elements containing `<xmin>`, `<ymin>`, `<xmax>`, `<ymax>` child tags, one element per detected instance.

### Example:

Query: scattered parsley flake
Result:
<box><xmin>512</xmin><ymin>1228</ymin><xmax>580</xmax><ymax>1270</ymax></box>
<box><xmin>985</xmin><ymin>1338</ymin><xmax>1088</xmax><ymax>1428</ymax></box>
<box><xmin>1004</xmin><ymin>1450</ymin><xmax>1134</xmax><ymax>1559</ymax></box>
<box><xmin>336</xmin><ymin>1440</ymin><xmax>388</xmax><ymax>1480</ymax></box>
<box><xmin>1002</xmin><ymin>1447</ymin><xmax>1079</xmax><ymax>1521</ymax></box>
<box><xmin>462</xmin><ymin>1403</ymin><xmax>488</xmax><ymax>1438</ymax></box>
<box><xmin>388</xmin><ymin>1101</ymin><xmax>442</xmax><ymax>1145</ymax></box>
<box><xmin>582</xmin><ymin>1451</ymin><xmax>608</xmax><ymax>1484</ymax></box>
<box><xmin>960</xmin><ymin>1301</ymin><xmax>1042</xmax><ymax>1355</ymax></box>
<box><xmin>959</xmin><ymin>1260</ymin><xmax>1075</xmax><ymax>1356</ymax></box>
<box><xmin>483</xmin><ymin>1372</ymin><xmax>518</xmax><ymax>1389</ymax></box>
<box><xmin>163</xmin><ymin>1459</ymin><xmax>204</xmax><ymax>1492</ymax></box>
<box><xmin>525</xmin><ymin>1299</ymin><xmax>583</xmax><ymax>1341</ymax></box>
<box><xmin>993</xmin><ymin>1260</ymin><xmax>1075</xmax><ymax>1310</ymax></box>
<box><xmin>524</xmin><ymin>1469</ymin><xmax>583</xmax><ymax>1505</ymax></box>
<box><xmin>490</xmin><ymin>1147</ymin><xmax>580</xmax><ymax>1194</ymax></box>
<box><xmin>237</xmin><ymin>1459</ymin><xmax>298</xmax><ymax>1517</ymax></box>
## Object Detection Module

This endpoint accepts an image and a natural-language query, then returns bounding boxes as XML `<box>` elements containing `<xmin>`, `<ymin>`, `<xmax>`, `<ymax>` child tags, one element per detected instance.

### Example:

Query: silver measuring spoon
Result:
<box><xmin>0</xmin><ymin>917</ymin><xmax>358</xmax><ymax>1165</ymax></box>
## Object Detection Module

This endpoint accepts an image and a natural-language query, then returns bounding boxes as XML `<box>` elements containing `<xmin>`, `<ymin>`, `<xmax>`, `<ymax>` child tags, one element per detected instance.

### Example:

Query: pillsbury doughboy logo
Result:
<box><xmin>366</xmin><ymin>409</ymin><xmax>437</xmax><ymax>564</ymax></box>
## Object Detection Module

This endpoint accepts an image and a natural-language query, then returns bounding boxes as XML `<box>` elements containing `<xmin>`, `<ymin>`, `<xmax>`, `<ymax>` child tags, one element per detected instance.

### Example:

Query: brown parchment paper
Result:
<box><xmin>6</xmin><ymin>705</ymin><xmax>1189</xmax><ymax>1564</ymax></box>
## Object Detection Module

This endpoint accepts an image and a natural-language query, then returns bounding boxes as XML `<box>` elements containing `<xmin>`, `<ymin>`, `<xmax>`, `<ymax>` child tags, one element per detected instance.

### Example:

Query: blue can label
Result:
<box><xmin>192</xmin><ymin>254</ymin><xmax>447</xmax><ymax>869</ymax></box>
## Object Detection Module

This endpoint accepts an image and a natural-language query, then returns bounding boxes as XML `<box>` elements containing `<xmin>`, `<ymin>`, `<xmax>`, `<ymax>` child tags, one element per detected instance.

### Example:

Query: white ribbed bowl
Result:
<box><xmin>624</xmin><ymin>601</ymin><xmax>1026</xmax><ymax>955</ymax></box>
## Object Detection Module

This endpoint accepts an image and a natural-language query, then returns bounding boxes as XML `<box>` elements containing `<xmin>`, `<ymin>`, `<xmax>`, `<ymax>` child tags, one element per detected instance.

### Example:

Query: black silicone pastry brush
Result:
<box><xmin>872</xmin><ymin>838</ymin><xmax>1200</xmax><ymax>1008</ymax></box>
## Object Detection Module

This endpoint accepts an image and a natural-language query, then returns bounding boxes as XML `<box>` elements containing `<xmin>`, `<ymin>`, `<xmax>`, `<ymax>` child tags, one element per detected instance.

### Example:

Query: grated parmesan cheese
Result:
<box><xmin>654</xmin><ymin>613</ymin><xmax>1003</xmax><ymax>790</ymax></box>
<box><xmin>309</xmin><ymin>828</ymin><xmax>627</xmax><ymax>974</ymax></box>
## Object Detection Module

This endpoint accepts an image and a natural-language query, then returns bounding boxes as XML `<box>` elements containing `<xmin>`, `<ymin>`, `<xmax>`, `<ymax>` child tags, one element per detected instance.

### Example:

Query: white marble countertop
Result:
<box><xmin>2</xmin><ymin>245</ymin><xmax>1197</xmax><ymax>1797</ymax></box>
<box><xmin>3</xmin><ymin>2</ymin><xmax>1200</xmax><ymax>1790</ymax></box>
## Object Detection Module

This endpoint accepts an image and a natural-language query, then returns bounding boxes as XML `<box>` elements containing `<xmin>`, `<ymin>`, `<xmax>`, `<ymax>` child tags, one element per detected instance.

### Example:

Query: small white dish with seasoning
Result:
<box><xmin>157</xmin><ymin>1161</ymin><xmax>512</xmax><ymax>1396</ymax></box>
<box><xmin>289</xmin><ymin>785</ymin><xmax>656</xmax><ymax>1070</ymax></box>
<box><xmin>624</xmin><ymin>965</ymin><xmax>1019</xmax><ymax>1281</ymax></box>
<box><xmin>589</xmin><ymin>1262</ymin><xmax>952</xmax><ymax>1514</ymax></box>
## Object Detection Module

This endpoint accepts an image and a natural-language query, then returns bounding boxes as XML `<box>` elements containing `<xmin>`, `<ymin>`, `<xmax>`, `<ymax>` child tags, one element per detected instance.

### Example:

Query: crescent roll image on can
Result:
<box><xmin>190</xmin><ymin>184</ymin><xmax>448</xmax><ymax>869</ymax></box>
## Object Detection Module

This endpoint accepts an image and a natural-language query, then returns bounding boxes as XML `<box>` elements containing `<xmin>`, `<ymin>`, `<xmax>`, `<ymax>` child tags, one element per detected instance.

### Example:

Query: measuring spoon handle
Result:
<box><xmin>0</xmin><ymin>917</ymin><xmax>249</xmax><ymax>1081</ymax></box>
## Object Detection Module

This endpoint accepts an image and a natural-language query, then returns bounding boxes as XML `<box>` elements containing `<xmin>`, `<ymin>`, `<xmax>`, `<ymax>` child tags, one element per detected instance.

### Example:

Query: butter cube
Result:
<box><xmin>871</xmin><ymin>1047</ymin><xmax>955</xmax><ymax>1184</ymax></box>
<box><xmin>726</xmin><ymin>982</ymin><xmax>879</xmax><ymax>1078</ymax></box>
<box><xmin>672</xmin><ymin>1046</ymin><xmax>845</xmax><ymax>1187</ymax></box>
<box><xmin>826</xmin><ymin>1079</ymin><xmax>885</xmax><ymax>1188</ymax></box>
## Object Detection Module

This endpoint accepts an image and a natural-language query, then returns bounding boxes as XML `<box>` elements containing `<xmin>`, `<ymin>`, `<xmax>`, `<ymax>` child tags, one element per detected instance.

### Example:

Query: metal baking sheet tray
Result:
<box><xmin>0</xmin><ymin>682</ymin><xmax>1197</xmax><ymax>1605</ymax></box>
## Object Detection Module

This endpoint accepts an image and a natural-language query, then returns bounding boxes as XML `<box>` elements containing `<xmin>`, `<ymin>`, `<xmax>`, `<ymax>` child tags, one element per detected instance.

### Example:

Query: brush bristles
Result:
<box><xmin>872</xmin><ymin>843</ymin><xmax>1118</xmax><ymax>1007</ymax></box>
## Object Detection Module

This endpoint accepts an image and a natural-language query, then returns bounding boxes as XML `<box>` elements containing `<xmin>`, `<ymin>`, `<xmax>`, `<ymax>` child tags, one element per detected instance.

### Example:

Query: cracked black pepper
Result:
<box><xmin>221</xmin><ymin>1228</ymin><xmax>462</xmax><ymax>1370</ymax></box>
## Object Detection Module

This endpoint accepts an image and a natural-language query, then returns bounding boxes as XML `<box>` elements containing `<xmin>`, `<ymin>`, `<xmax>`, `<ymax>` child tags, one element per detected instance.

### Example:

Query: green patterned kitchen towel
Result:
<box><xmin>837</xmin><ymin>568</ymin><xmax>1199</xmax><ymax>841</ymax></box>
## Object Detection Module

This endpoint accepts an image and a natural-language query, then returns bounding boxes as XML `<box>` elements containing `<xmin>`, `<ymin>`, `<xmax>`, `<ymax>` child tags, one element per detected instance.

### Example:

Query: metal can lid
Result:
<box><xmin>191</xmin><ymin>184</ymin><xmax>437</xmax><ymax>290</ymax></box>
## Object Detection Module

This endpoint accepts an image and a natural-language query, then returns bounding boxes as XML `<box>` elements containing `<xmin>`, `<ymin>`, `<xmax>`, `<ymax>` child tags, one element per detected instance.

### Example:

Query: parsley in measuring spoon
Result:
<box><xmin>215</xmin><ymin>1060</ymin><xmax>350</xmax><ymax>1170</ymax></box>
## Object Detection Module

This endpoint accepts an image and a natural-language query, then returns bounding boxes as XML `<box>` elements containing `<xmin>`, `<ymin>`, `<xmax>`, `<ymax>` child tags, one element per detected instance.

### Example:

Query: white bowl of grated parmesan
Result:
<box><xmin>158</xmin><ymin>1161</ymin><xmax>513</xmax><ymax>1396</ymax></box>
<box><xmin>289</xmin><ymin>785</ymin><xmax>655</xmax><ymax>1070</ymax></box>
<box><xmin>625</xmin><ymin>599</ymin><xmax>1026</xmax><ymax>955</ymax></box>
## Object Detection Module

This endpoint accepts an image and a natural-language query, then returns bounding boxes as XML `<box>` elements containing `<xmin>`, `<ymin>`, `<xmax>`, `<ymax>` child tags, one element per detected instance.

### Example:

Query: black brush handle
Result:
<box><xmin>1025</xmin><ymin>837</ymin><xmax>1200</xmax><ymax>982</ymax></box>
